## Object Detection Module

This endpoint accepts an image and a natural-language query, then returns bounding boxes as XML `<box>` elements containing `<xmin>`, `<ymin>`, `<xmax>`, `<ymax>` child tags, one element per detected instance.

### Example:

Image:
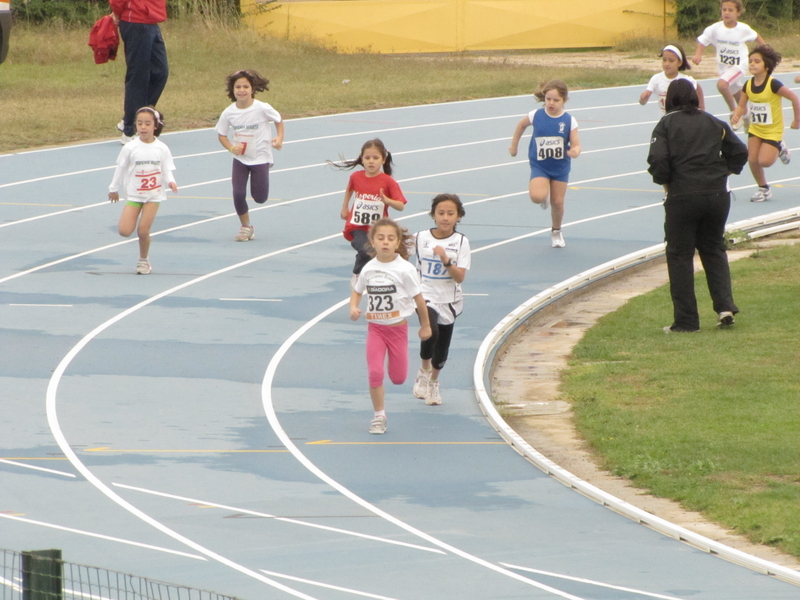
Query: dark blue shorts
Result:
<box><xmin>529</xmin><ymin>162</ymin><xmax>570</xmax><ymax>183</ymax></box>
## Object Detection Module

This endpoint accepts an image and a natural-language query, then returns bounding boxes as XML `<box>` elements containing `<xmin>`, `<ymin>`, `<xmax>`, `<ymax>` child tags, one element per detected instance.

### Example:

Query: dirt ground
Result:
<box><xmin>490</xmin><ymin>237</ymin><xmax>800</xmax><ymax>571</ymax></box>
<box><xmin>465</xmin><ymin>50</ymin><xmax>800</xmax><ymax>78</ymax></box>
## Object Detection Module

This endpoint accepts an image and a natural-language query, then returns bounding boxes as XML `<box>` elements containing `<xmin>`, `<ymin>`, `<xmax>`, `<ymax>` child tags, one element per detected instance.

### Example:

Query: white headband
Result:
<box><xmin>139</xmin><ymin>107</ymin><xmax>163</xmax><ymax>125</ymax></box>
<box><xmin>662</xmin><ymin>45</ymin><xmax>684</xmax><ymax>63</ymax></box>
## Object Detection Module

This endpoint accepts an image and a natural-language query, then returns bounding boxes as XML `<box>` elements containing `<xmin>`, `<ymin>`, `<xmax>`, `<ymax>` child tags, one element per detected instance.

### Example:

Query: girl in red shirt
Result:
<box><xmin>329</xmin><ymin>139</ymin><xmax>406</xmax><ymax>286</ymax></box>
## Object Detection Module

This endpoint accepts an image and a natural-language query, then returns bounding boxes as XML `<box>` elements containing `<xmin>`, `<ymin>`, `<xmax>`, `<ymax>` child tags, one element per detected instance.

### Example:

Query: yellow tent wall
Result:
<box><xmin>242</xmin><ymin>0</ymin><xmax>675</xmax><ymax>54</ymax></box>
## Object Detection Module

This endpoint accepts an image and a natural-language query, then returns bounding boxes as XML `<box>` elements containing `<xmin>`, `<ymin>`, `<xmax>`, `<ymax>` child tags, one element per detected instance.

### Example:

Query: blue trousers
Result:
<box><xmin>119</xmin><ymin>21</ymin><xmax>169</xmax><ymax>136</ymax></box>
<box><xmin>664</xmin><ymin>191</ymin><xmax>738</xmax><ymax>331</ymax></box>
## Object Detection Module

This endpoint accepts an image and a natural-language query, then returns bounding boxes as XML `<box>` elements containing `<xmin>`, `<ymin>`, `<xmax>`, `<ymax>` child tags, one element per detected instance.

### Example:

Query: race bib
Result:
<box><xmin>535</xmin><ymin>136</ymin><xmax>565</xmax><ymax>161</ymax></box>
<box><xmin>233</xmin><ymin>128</ymin><xmax>256</xmax><ymax>158</ymax></box>
<box><xmin>365</xmin><ymin>284</ymin><xmax>401</xmax><ymax>322</ymax></box>
<box><xmin>420</xmin><ymin>256</ymin><xmax>452</xmax><ymax>281</ymax></box>
<box><xmin>349</xmin><ymin>197</ymin><xmax>383</xmax><ymax>226</ymax></box>
<box><xmin>748</xmin><ymin>102</ymin><xmax>772</xmax><ymax>125</ymax></box>
<box><xmin>134</xmin><ymin>168</ymin><xmax>162</xmax><ymax>198</ymax></box>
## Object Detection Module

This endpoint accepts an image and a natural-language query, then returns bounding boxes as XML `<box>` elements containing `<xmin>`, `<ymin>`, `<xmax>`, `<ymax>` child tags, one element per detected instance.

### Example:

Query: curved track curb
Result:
<box><xmin>473</xmin><ymin>207</ymin><xmax>800</xmax><ymax>585</ymax></box>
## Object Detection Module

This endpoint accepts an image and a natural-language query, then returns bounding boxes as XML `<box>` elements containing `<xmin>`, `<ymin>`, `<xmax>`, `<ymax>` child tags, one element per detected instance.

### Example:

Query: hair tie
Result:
<box><xmin>662</xmin><ymin>45</ymin><xmax>684</xmax><ymax>63</ymax></box>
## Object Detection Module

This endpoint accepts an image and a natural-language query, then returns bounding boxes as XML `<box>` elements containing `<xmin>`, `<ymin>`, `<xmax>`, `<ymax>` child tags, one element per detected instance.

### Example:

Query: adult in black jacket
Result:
<box><xmin>647</xmin><ymin>79</ymin><xmax>748</xmax><ymax>332</ymax></box>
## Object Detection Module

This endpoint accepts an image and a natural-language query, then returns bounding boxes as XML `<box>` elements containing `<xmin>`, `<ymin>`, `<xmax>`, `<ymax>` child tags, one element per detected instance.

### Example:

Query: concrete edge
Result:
<box><xmin>472</xmin><ymin>206</ymin><xmax>800</xmax><ymax>585</ymax></box>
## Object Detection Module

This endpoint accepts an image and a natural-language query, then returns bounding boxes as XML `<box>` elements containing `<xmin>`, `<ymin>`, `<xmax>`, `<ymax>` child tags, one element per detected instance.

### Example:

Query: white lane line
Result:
<box><xmin>0</xmin><ymin>98</ymin><xmax>714</xmax><ymax>191</ymax></box>
<box><xmin>260</xmin><ymin>570</ymin><xmax>402</xmax><ymax>600</ymax></box>
<box><xmin>500</xmin><ymin>564</ymin><xmax>686</xmax><ymax>600</ymax></box>
<box><xmin>40</xmin><ymin>199</ymin><xmax>662</xmax><ymax>597</ymax></box>
<box><xmin>252</xmin><ymin>196</ymin><xmax>671</xmax><ymax>596</ymax></box>
<box><xmin>219</xmin><ymin>298</ymin><xmax>283</xmax><ymax>302</ymax></box>
<box><xmin>9</xmin><ymin>303</ymin><xmax>74</xmax><ymax>307</ymax></box>
<box><xmin>0</xmin><ymin>513</ymin><xmax>205</xmax><ymax>560</ymax></box>
<box><xmin>260</xmin><ymin>302</ymin><xmax>587</xmax><ymax>599</ymax></box>
<box><xmin>0</xmin><ymin>201</ymin><xmax>109</xmax><ymax>229</ymax></box>
<box><xmin>113</xmin><ymin>483</ymin><xmax>443</xmax><ymax>554</ymax></box>
<box><xmin>0</xmin><ymin>166</ymin><xmax>684</xmax><ymax>285</ymax></box>
<box><xmin>0</xmin><ymin>458</ymin><xmax>76</xmax><ymax>477</ymax></box>
<box><xmin>46</xmin><ymin>236</ymin><xmax>386</xmax><ymax>599</ymax></box>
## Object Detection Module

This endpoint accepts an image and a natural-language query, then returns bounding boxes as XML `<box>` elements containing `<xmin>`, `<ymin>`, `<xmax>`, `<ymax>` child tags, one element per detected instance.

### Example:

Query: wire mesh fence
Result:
<box><xmin>1</xmin><ymin>549</ymin><xmax>241</xmax><ymax>600</ymax></box>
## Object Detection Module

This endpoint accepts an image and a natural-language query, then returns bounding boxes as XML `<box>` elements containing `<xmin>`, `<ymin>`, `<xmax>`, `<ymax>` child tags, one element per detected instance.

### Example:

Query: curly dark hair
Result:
<box><xmin>225</xmin><ymin>69</ymin><xmax>269</xmax><ymax>102</ymax></box>
<box><xmin>749</xmin><ymin>45</ymin><xmax>782</xmax><ymax>75</ymax></box>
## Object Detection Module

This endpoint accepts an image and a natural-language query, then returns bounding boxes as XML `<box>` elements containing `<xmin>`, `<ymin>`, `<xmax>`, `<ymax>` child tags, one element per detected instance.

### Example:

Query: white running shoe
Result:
<box><xmin>551</xmin><ymin>229</ymin><xmax>566</xmax><ymax>248</ymax></box>
<box><xmin>425</xmin><ymin>381</ymin><xmax>442</xmax><ymax>405</ymax></box>
<box><xmin>730</xmin><ymin>114</ymin><xmax>742</xmax><ymax>131</ymax></box>
<box><xmin>413</xmin><ymin>368</ymin><xmax>431</xmax><ymax>399</ymax></box>
<box><xmin>541</xmin><ymin>195</ymin><xmax>550</xmax><ymax>211</ymax></box>
<box><xmin>120</xmin><ymin>132</ymin><xmax>134</xmax><ymax>145</ymax></box>
<box><xmin>136</xmin><ymin>259</ymin><xmax>151</xmax><ymax>275</ymax></box>
<box><xmin>749</xmin><ymin>187</ymin><xmax>772</xmax><ymax>203</ymax></box>
<box><xmin>235</xmin><ymin>225</ymin><xmax>255</xmax><ymax>241</ymax></box>
<box><xmin>369</xmin><ymin>415</ymin><xmax>387</xmax><ymax>434</ymax></box>
<box><xmin>717</xmin><ymin>311</ymin><xmax>735</xmax><ymax>327</ymax></box>
<box><xmin>779</xmin><ymin>141</ymin><xmax>791</xmax><ymax>165</ymax></box>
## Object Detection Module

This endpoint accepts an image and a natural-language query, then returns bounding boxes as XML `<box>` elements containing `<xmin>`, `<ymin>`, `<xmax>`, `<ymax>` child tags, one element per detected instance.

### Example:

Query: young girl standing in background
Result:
<box><xmin>412</xmin><ymin>194</ymin><xmax>471</xmax><ymax>406</ymax></box>
<box><xmin>216</xmin><ymin>69</ymin><xmax>284</xmax><ymax>242</ymax></box>
<box><xmin>731</xmin><ymin>45</ymin><xmax>800</xmax><ymax>202</ymax></box>
<box><xmin>329</xmin><ymin>139</ymin><xmax>406</xmax><ymax>286</ymax></box>
<box><xmin>350</xmin><ymin>219</ymin><xmax>431</xmax><ymax>434</ymax></box>
<box><xmin>509</xmin><ymin>80</ymin><xmax>581</xmax><ymax>248</ymax></box>
<box><xmin>109</xmin><ymin>106</ymin><xmax>177</xmax><ymax>275</ymax></box>
<box><xmin>640</xmin><ymin>44</ymin><xmax>705</xmax><ymax>113</ymax></box>
<box><xmin>692</xmin><ymin>0</ymin><xmax>764</xmax><ymax>117</ymax></box>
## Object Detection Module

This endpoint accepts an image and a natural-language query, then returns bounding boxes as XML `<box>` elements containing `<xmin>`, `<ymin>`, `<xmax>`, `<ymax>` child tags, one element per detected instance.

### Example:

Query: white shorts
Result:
<box><xmin>718</xmin><ymin>66</ymin><xmax>745</xmax><ymax>95</ymax></box>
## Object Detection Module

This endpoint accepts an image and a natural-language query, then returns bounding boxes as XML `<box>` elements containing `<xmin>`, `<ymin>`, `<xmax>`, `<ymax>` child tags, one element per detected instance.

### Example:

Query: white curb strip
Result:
<box><xmin>473</xmin><ymin>207</ymin><xmax>800</xmax><ymax>585</ymax></box>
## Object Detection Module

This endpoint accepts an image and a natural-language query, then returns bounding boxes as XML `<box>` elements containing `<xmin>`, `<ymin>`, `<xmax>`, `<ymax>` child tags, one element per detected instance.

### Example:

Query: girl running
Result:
<box><xmin>412</xmin><ymin>194</ymin><xmax>471</xmax><ymax>406</ymax></box>
<box><xmin>109</xmin><ymin>106</ymin><xmax>177</xmax><ymax>275</ymax></box>
<box><xmin>731</xmin><ymin>45</ymin><xmax>800</xmax><ymax>202</ymax></box>
<box><xmin>216</xmin><ymin>69</ymin><xmax>284</xmax><ymax>242</ymax></box>
<box><xmin>640</xmin><ymin>43</ymin><xmax>705</xmax><ymax>113</ymax></box>
<box><xmin>329</xmin><ymin>139</ymin><xmax>406</xmax><ymax>286</ymax></box>
<box><xmin>350</xmin><ymin>219</ymin><xmax>431</xmax><ymax>435</ymax></box>
<box><xmin>692</xmin><ymin>0</ymin><xmax>764</xmax><ymax>116</ymax></box>
<box><xmin>509</xmin><ymin>80</ymin><xmax>581</xmax><ymax>248</ymax></box>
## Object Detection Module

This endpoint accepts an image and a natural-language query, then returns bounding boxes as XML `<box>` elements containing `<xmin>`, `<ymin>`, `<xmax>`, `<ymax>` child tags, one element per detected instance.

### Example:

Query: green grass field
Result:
<box><xmin>562</xmin><ymin>244</ymin><xmax>800</xmax><ymax>557</ymax></box>
<box><xmin>0</xmin><ymin>21</ymin><xmax>654</xmax><ymax>152</ymax></box>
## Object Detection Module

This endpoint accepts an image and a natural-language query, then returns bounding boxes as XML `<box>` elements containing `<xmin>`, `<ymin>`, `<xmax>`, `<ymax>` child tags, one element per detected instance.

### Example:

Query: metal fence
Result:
<box><xmin>1</xmin><ymin>549</ymin><xmax>241</xmax><ymax>600</ymax></box>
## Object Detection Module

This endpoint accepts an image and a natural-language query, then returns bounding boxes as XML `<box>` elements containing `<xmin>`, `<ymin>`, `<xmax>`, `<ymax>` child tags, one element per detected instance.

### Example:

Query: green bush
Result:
<box><xmin>675</xmin><ymin>0</ymin><xmax>799</xmax><ymax>36</ymax></box>
<box><xmin>10</xmin><ymin>0</ymin><xmax>248</xmax><ymax>27</ymax></box>
<box><xmin>12</xmin><ymin>0</ymin><xmax>107</xmax><ymax>26</ymax></box>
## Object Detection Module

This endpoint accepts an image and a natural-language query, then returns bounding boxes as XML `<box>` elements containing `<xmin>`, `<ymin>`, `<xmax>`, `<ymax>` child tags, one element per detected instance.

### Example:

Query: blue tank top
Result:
<box><xmin>527</xmin><ymin>109</ymin><xmax>573</xmax><ymax>175</ymax></box>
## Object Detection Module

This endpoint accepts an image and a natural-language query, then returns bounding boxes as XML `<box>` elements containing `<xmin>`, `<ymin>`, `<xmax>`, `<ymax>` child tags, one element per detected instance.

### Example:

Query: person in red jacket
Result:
<box><xmin>110</xmin><ymin>0</ymin><xmax>169</xmax><ymax>144</ymax></box>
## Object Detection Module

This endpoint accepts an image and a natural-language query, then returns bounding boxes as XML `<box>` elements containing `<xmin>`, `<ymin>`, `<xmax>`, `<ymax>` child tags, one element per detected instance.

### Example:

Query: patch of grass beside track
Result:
<box><xmin>562</xmin><ymin>243</ymin><xmax>800</xmax><ymax>557</ymax></box>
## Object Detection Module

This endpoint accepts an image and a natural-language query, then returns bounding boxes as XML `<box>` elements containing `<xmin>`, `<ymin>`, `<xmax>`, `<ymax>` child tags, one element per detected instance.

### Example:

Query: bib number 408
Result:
<box><xmin>538</xmin><ymin>146</ymin><xmax>564</xmax><ymax>160</ymax></box>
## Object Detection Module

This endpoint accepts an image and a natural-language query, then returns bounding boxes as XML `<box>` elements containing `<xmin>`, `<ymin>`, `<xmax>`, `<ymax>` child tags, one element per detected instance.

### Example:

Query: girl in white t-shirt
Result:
<box><xmin>109</xmin><ymin>107</ymin><xmax>177</xmax><ymax>275</ymax></box>
<box><xmin>216</xmin><ymin>69</ymin><xmax>284</xmax><ymax>242</ymax></box>
<box><xmin>692</xmin><ymin>0</ymin><xmax>764</xmax><ymax>114</ymax></box>
<box><xmin>350</xmin><ymin>219</ymin><xmax>431</xmax><ymax>434</ymax></box>
<box><xmin>412</xmin><ymin>194</ymin><xmax>471</xmax><ymax>406</ymax></box>
<box><xmin>640</xmin><ymin>44</ymin><xmax>705</xmax><ymax>114</ymax></box>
